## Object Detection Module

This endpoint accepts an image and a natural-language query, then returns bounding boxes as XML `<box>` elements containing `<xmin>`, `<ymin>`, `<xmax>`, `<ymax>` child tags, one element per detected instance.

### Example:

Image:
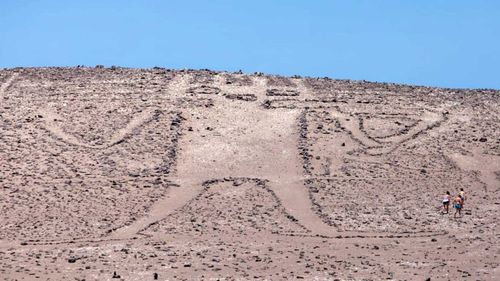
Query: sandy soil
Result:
<box><xmin>0</xmin><ymin>67</ymin><xmax>499</xmax><ymax>280</ymax></box>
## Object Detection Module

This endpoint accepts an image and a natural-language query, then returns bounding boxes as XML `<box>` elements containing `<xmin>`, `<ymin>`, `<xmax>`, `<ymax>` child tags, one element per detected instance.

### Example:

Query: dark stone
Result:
<box><xmin>128</xmin><ymin>172</ymin><xmax>140</xmax><ymax>177</ymax></box>
<box><xmin>224</xmin><ymin>94</ymin><xmax>257</xmax><ymax>102</ymax></box>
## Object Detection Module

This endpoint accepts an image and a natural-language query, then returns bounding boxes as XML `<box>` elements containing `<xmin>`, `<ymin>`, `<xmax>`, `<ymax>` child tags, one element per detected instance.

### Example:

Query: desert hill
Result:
<box><xmin>0</xmin><ymin>67</ymin><xmax>499</xmax><ymax>280</ymax></box>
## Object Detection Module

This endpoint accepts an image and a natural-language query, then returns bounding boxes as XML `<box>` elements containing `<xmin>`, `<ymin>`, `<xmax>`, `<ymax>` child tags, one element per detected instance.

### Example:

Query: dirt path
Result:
<box><xmin>0</xmin><ymin>72</ymin><xmax>18</xmax><ymax>102</ymax></box>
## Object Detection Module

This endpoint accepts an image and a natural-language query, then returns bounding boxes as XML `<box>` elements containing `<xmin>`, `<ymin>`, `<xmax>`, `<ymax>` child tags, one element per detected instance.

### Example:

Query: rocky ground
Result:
<box><xmin>0</xmin><ymin>67</ymin><xmax>499</xmax><ymax>280</ymax></box>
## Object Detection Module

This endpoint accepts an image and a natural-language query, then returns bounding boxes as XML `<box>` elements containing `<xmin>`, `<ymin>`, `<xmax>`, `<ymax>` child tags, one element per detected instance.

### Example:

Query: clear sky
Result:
<box><xmin>1</xmin><ymin>0</ymin><xmax>499</xmax><ymax>89</ymax></box>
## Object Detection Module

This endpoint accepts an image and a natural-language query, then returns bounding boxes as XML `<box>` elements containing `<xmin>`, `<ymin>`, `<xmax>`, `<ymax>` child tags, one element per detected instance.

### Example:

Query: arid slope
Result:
<box><xmin>0</xmin><ymin>67</ymin><xmax>499</xmax><ymax>280</ymax></box>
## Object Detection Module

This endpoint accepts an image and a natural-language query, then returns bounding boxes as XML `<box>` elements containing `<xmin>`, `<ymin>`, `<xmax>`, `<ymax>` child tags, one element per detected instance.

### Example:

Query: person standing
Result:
<box><xmin>453</xmin><ymin>194</ymin><xmax>463</xmax><ymax>218</ymax></box>
<box><xmin>442</xmin><ymin>191</ymin><xmax>451</xmax><ymax>214</ymax></box>
<box><xmin>459</xmin><ymin>188</ymin><xmax>466</xmax><ymax>205</ymax></box>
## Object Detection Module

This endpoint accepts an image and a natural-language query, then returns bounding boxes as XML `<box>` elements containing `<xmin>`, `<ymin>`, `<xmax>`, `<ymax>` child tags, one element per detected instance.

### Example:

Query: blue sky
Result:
<box><xmin>1</xmin><ymin>0</ymin><xmax>499</xmax><ymax>89</ymax></box>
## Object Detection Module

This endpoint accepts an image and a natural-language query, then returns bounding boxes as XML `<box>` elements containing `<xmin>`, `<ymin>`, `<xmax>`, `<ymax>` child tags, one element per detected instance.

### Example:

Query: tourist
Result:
<box><xmin>442</xmin><ymin>191</ymin><xmax>451</xmax><ymax>214</ymax></box>
<box><xmin>453</xmin><ymin>194</ymin><xmax>463</xmax><ymax>218</ymax></box>
<box><xmin>459</xmin><ymin>188</ymin><xmax>466</xmax><ymax>205</ymax></box>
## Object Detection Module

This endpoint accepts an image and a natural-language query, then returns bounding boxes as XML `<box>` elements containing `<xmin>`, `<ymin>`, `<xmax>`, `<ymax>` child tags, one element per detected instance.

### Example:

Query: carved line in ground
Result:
<box><xmin>4</xmin><ymin>228</ymin><xmax>448</xmax><ymax>249</ymax></box>
<box><xmin>0</xmin><ymin>227</ymin><xmax>449</xmax><ymax>251</ymax></box>
<box><xmin>308</xmin><ymin>155</ymin><xmax>492</xmax><ymax>232</ymax></box>
<box><xmin>186</xmin><ymin>82</ymin><xmax>261</xmax><ymax>103</ymax></box>
<box><xmin>0</xmin><ymin>236</ymin><xmax>149</xmax><ymax>249</ymax></box>
<box><xmin>13</xmin><ymin>107</ymin><xmax>448</xmax><ymax>238</ymax></box>
<box><xmin>13</xmin><ymin>177</ymin><xmax>296</xmax><ymax>245</ymax></box>
<box><xmin>298</xmin><ymin>110</ymin><xmax>312</xmax><ymax>176</ymax></box>
<box><xmin>0</xmin><ymin>173</ymin><xmax>180</xmax><ymax>182</ymax></box>
<box><xmin>3</xmin><ymin>97</ymin><xmax>216</xmax><ymax>107</ymax></box>
<box><xmin>4</xmin><ymin>72</ymin><xmax>211</xmax><ymax>101</ymax></box>
<box><xmin>364</xmin><ymin>112</ymin><xmax>447</xmax><ymax>156</ymax></box>
<box><xmin>34</xmin><ymin>109</ymin><xmax>183</xmax><ymax>182</ymax></box>
<box><xmin>356</xmin><ymin>117</ymin><xmax>383</xmax><ymax>145</ymax></box>
<box><xmin>329</xmin><ymin>110</ymin><xmax>382</xmax><ymax>149</ymax></box>
<box><xmin>6</xmin><ymin>95</ymin><xmax>212</xmax><ymax>103</ymax></box>
<box><xmin>299</xmin><ymin>108</ymin><xmax>452</xmax><ymax>235</ymax></box>
<box><xmin>39</xmin><ymin>107</ymin><xmax>172</xmax><ymax>149</ymax></box>
<box><xmin>9</xmin><ymin>82</ymin><xmax>313</xmax><ymax>106</ymax></box>
<box><xmin>301</xmin><ymin>79</ymin><xmax>445</xmax><ymax>96</ymax></box>
<box><xmin>335</xmin><ymin>109</ymin><xmax>443</xmax><ymax>148</ymax></box>
<box><xmin>186</xmin><ymin>85</ymin><xmax>221</xmax><ymax>95</ymax></box>
<box><xmin>105</xmin><ymin>175</ymin><xmax>448</xmax><ymax>242</ymax></box>
<box><xmin>154</xmin><ymin>113</ymin><xmax>184</xmax><ymax>175</ymax></box>
<box><xmin>298</xmin><ymin>108</ymin><xmax>379</xmax><ymax>175</ymax></box>
<box><xmin>275</xmin><ymin>100</ymin><xmax>421</xmax><ymax>117</ymax></box>
<box><xmin>298</xmin><ymin>109</ymin><xmax>368</xmax><ymax>176</ymax></box>
<box><xmin>358</xmin><ymin>116</ymin><xmax>420</xmax><ymax>143</ymax></box>
<box><xmin>299</xmin><ymin>109</ymin><xmax>452</xmax><ymax>236</ymax></box>
<box><xmin>189</xmin><ymin>75</ymin><xmax>258</xmax><ymax>102</ymax></box>
<box><xmin>133</xmin><ymin>177</ymin><xmax>311</xmax><ymax>237</ymax></box>
<box><xmin>1</xmin><ymin>214</ymin><xmax>448</xmax><ymax>249</ymax></box>
<box><xmin>216</xmin><ymin>75</ymin><xmax>266</xmax><ymax>101</ymax></box>
<box><xmin>265</xmin><ymin>99</ymin><xmax>393</xmax><ymax>109</ymax></box>
<box><xmin>128</xmin><ymin>182</ymin><xmax>205</xmax><ymax>237</ymax></box>
<box><xmin>0</xmin><ymin>179</ymin><xmax>180</xmax><ymax>248</ymax></box>
<box><xmin>262</xmin><ymin>98</ymin><xmax>440</xmax><ymax>116</ymax></box>
<box><xmin>304</xmin><ymin>177</ymin><xmax>465</xmax><ymax>233</ymax></box>
<box><xmin>3</xmin><ymin>105</ymin><xmax>448</xmax><ymax>247</ymax></box>
<box><xmin>4</xmin><ymin>108</ymin><xmax>184</xmax><ymax>244</ymax></box>
<box><xmin>0</xmin><ymin>73</ymin><xmax>19</xmax><ymax>101</ymax></box>
<box><xmin>3</xmin><ymin>77</ymin><xmax>203</xmax><ymax>243</ymax></box>
<box><xmin>300</xmin><ymin>108</ymin><xmax>445</xmax><ymax>157</ymax></box>
<box><xmin>0</xmin><ymin>174</ymin><xmax>177</xmax><ymax>182</ymax></box>
<box><xmin>266</xmin><ymin>88</ymin><xmax>300</xmax><ymax>97</ymax></box>
<box><xmin>341</xmin><ymin>156</ymin><xmax>456</xmax><ymax>173</ymax></box>
<box><xmin>107</xmin><ymin>179</ymin><xmax>201</xmax><ymax>239</ymax></box>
